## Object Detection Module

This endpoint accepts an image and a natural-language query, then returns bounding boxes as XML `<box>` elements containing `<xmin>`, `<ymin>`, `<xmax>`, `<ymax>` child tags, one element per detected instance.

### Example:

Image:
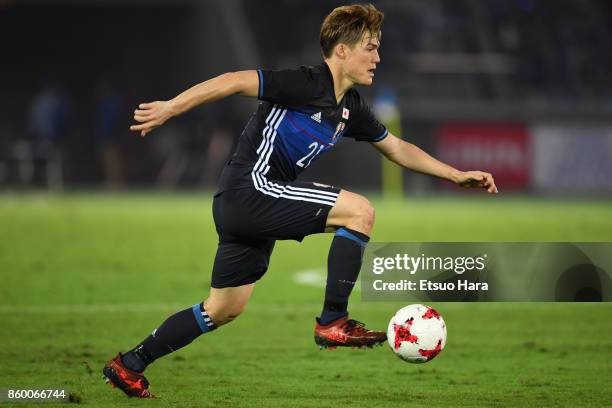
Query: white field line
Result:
<box><xmin>0</xmin><ymin>302</ymin><xmax>585</xmax><ymax>314</ymax></box>
<box><xmin>0</xmin><ymin>269</ymin><xmax>361</xmax><ymax>314</ymax></box>
<box><xmin>0</xmin><ymin>303</ymin><xmax>324</xmax><ymax>314</ymax></box>
<box><xmin>292</xmin><ymin>268</ymin><xmax>361</xmax><ymax>291</ymax></box>
<box><xmin>0</xmin><ymin>302</ymin><xmax>398</xmax><ymax>314</ymax></box>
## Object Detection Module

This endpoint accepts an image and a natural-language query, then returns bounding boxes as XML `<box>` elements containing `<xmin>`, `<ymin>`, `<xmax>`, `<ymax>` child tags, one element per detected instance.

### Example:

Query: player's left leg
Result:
<box><xmin>210</xmin><ymin>181</ymin><xmax>383</xmax><ymax>348</ymax></box>
<box><xmin>314</xmin><ymin>189</ymin><xmax>386</xmax><ymax>348</ymax></box>
<box><xmin>321</xmin><ymin>189</ymin><xmax>374</xmax><ymax>323</ymax></box>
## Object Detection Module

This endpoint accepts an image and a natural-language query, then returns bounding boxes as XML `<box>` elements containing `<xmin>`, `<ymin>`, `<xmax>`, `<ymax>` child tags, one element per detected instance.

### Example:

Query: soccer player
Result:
<box><xmin>103</xmin><ymin>4</ymin><xmax>497</xmax><ymax>398</ymax></box>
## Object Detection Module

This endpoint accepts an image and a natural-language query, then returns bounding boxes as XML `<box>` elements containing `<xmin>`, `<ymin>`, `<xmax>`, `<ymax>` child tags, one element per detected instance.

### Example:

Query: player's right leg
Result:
<box><xmin>102</xmin><ymin>284</ymin><xmax>254</xmax><ymax>398</ymax></box>
<box><xmin>103</xmin><ymin>188</ymin><xmax>274</xmax><ymax>398</ymax></box>
<box><xmin>204</xmin><ymin>284</ymin><xmax>255</xmax><ymax>326</ymax></box>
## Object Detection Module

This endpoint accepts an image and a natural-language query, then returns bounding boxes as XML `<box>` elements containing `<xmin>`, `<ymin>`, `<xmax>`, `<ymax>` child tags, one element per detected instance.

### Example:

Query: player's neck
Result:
<box><xmin>324</xmin><ymin>59</ymin><xmax>354</xmax><ymax>104</ymax></box>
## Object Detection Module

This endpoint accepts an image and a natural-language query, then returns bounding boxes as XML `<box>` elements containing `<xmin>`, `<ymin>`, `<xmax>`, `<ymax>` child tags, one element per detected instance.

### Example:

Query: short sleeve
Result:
<box><xmin>257</xmin><ymin>66</ymin><xmax>323</xmax><ymax>107</ymax></box>
<box><xmin>344</xmin><ymin>91</ymin><xmax>388</xmax><ymax>143</ymax></box>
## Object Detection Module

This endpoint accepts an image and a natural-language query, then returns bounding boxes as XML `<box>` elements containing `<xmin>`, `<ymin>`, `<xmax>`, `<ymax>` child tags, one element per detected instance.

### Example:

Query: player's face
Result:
<box><xmin>344</xmin><ymin>32</ymin><xmax>381</xmax><ymax>86</ymax></box>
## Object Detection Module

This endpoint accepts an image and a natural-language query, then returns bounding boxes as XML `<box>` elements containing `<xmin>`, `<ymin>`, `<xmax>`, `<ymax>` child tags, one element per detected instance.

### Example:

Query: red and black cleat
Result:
<box><xmin>102</xmin><ymin>353</ymin><xmax>154</xmax><ymax>398</ymax></box>
<box><xmin>314</xmin><ymin>317</ymin><xmax>387</xmax><ymax>349</ymax></box>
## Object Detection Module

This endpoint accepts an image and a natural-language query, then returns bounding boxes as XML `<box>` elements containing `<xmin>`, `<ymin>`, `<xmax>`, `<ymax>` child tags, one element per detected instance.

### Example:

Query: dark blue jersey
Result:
<box><xmin>217</xmin><ymin>62</ymin><xmax>388</xmax><ymax>194</ymax></box>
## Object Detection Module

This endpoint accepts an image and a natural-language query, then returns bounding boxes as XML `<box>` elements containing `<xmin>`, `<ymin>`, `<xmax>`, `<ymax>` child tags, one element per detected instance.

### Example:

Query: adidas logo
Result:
<box><xmin>311</xmin><ymin>111</ymin><xmax>322</xmax><ymax>123</ymax></box>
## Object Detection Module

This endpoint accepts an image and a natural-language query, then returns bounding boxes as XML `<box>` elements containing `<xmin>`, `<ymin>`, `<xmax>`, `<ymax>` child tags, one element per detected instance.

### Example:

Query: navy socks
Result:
<box><xmin>121</xmin><ymin>303</ymin><xmax>215</xmax><ymax>372</ymax></box>
<box><xmin>121</xmin><ymin>228</ymin><xmax>371</xmax><ymax>371</ymax></box>
<box><xmin>319</xmin><ymin>228</ymin><xmax>369</xmax><ymax>325</ymax></box>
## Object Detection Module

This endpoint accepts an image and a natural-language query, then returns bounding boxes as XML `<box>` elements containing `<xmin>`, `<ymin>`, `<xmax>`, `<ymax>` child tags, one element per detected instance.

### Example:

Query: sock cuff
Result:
<box><xmin>192</xmin><ymin>303</ymin><xmax>216</xmax><ymax>333</ymax></box>
<box><xmin>335</xmin><ymin>227</ymin><xmax>370</xmax><ymax>246</ymax></box>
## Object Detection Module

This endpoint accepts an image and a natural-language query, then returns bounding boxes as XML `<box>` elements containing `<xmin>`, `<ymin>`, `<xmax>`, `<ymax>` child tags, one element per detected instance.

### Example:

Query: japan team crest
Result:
<box><xmin>332</xmin><ymin>122</ymin><xmax>346</xmax><ymax>141</ymax></box>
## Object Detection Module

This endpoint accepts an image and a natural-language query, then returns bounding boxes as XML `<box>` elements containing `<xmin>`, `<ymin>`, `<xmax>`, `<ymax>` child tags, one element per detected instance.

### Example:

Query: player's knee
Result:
<box><xmin>215</xmin><ymin>309</ymin><xmax>242</xmax><ymax>326</ymax></box>
<box><xmin>204</xmin><ymin>299</ymin><xmax>248</xmax><ymax>326</ymax></box>
<box><xmin>363</xmin><ymin>203</ymin><xmax>375</xmax><ymax>231</ymax></box>
<box><xmin>348</xmin><ymin>198</ymin><xmax>375</xmax><ymax>235</ymax></box>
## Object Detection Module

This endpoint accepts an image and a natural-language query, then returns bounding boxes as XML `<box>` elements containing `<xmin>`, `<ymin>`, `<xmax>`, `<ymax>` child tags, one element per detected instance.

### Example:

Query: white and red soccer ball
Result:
<box><xmin>387</xmin><ymin>304</ymin><xmax>447</xmax><ymax>363</ymax></box>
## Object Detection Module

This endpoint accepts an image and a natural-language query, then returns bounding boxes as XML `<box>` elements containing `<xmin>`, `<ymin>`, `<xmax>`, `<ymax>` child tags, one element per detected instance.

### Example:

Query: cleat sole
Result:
<box><xmin>315</xmin><ymin>335</ymin><xmax>386</xmax><ymax>349</ymax></box>
<box><xmin>103</xmin><ymin>367</ymin><xmax>132</xmax><ymax>395</ymax></box>
<box><xmin>102</xmin><ymin>366</ymin><xmax>153</xmax><ymax>398</ymax></box>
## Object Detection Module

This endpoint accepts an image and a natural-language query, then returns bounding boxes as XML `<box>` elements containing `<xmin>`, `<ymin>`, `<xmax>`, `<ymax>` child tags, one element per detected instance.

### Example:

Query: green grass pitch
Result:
<box><xmin>1</xmin><ymin>193</ymin><xmax>611</xmax><ymax>407</ymax></box>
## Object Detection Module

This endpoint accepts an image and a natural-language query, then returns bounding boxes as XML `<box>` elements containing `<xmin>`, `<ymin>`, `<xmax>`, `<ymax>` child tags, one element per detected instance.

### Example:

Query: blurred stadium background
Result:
<box><xmin>1</xmin><ymin>0</ymin><xmax>611</xmax><ymax>194</ymax></box>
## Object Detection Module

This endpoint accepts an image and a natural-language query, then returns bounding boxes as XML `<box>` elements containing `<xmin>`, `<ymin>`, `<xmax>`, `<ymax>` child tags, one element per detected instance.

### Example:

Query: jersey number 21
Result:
<box><xmin>296</xmin><ymin>142</ymin><xmax>325</xmax><ymax>168</ymax></box>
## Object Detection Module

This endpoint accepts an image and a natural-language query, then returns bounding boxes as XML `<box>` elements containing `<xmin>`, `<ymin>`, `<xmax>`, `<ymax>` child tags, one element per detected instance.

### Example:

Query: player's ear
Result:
<box><xmin>335</xmin><ymin>43</ymin><xmax>348</xmax><ymax>60</ymax></box>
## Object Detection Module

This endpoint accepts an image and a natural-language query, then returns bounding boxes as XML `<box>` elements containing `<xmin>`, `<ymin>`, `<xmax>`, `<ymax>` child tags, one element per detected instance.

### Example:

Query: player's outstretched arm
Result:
<box><xmin>372</xmin><ymin>132</ymin><xmax>498</xmax><ymax>194</ymax></box>
<box><xmin>130</xmin><ymin>70</ymin><xmax>259</xmax><ymax>137</ymax></box>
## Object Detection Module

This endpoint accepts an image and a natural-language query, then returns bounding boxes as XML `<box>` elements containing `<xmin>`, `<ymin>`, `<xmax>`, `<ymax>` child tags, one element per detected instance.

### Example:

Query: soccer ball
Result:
<box><xmin>387</xmin><ymin>304</ymin><xmax>447</xmax><ymax>363</ymax></box>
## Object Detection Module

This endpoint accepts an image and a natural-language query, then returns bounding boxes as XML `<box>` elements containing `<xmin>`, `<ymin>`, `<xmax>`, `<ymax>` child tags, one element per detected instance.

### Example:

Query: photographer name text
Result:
<box><xmin>369</xmin><ymin>254</ymin><xmax>489</xmax><ymax>292</ymax></box>
<box><xmin>372</xmin><ymin>279</ymin><xmax>488</xmax><ymax>291</ymax></box>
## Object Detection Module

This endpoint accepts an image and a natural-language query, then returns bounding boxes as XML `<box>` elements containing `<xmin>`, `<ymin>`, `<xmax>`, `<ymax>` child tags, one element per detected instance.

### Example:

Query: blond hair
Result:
<box><xmin>320</xmin><ymin>4</ymin><xmax>384</xmax><ymax>58</ymax></box>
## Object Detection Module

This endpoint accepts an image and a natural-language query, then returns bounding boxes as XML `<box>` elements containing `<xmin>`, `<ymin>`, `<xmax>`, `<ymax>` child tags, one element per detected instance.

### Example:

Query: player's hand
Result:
<box><xmin>130</xmin><ymin>100</ymin><xmax>177</xmax><ymax>137</ymax></box>
<box><xmin>453</xmin><ymin>170</ymin><xmax>498</xmax><ymax>194</ymax></box>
